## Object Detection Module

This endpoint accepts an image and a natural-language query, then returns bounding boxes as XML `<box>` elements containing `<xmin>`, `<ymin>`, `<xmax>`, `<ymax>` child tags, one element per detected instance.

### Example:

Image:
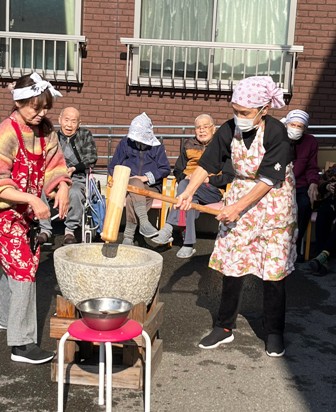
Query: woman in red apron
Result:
<box><xmin>0</xmin><ymin>73</ymin><xmax>71</xmax><ymax>364</ymax></box>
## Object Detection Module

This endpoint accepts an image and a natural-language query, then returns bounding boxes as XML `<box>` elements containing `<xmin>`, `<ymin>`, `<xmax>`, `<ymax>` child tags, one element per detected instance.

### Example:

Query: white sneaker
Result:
<box><xmin>176</xmin><ymin>246</ymin><xmax>196</xmax><ymax>259</ymax></box>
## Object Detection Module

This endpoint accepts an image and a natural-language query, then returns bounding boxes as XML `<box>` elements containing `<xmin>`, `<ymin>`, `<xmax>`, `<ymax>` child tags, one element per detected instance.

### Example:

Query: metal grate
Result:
<box><xmin>0</xmin><ymin>42</ymin><xmax>5</xmax><ymax>68</ymax></box>
<box><xmin>120</xmin><ymin>38</ymin><xmax>304</xmax><ymax>95</ymax></box>
<box><xmin>67</xmin><ymin>124</ymin><xmax>336</xmax><ymax>172</ymax></box>
<box><xmin>0</xmin><ymin>31</ymin><xmax>86</xmax><ymax>82</ymax></box>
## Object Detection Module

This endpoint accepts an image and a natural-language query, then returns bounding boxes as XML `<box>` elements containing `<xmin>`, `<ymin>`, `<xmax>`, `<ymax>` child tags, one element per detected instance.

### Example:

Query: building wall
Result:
<box><xmin>0</xmin><ymin>0</ymin><xmax>335</xmax><ymax>159</ymax></box>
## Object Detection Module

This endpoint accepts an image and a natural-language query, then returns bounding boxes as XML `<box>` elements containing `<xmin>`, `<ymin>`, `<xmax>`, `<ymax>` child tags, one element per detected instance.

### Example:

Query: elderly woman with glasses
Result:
<box><xmin>175</xmin><ymin>76</ymin><xmax>297</xmax><ymax>357</ymax></box>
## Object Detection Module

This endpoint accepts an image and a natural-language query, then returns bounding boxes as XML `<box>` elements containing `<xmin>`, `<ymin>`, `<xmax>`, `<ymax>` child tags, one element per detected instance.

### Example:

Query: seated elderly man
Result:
<box><xmin>39</xmin><ymin>107</ymin><xmax>97</xmax><ymax>245</ymax></box>
<box><xmin>151</xmin><ymin>114</ymin><xmax>234</xmax><ymax>258</ymax></box>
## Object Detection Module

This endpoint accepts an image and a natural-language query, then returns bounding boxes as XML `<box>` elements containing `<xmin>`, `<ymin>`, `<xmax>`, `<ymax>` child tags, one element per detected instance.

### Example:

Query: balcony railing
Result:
<box><xmin>120</xmin><ymin>38</ymin><xmax>304</xmax><ymax>95</ymax></box>
<box><xmin>72</xmin><ymin>124</ymin><xmax>336</xmax><ymax>172</ymax></box>
<box><xmin>0</xmin><ymin>31</ymin><xmax>86</xmax><ymax>82</ymax></box>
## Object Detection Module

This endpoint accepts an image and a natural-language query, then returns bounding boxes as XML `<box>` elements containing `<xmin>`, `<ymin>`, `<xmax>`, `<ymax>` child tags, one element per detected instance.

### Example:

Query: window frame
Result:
<box><xmin>126</xmin><ymin>0</ymin><xmax>302</xmax><ymax>94</ymax></box>
<box><xmin>0</xmin><ymin>0</ymin><xmax>85</xmax><ymax>83</ymax></box>
<box><xmin>135</xmin><ymin>0</ymin><xmax>298</xmax><ymax>45</ymax></box>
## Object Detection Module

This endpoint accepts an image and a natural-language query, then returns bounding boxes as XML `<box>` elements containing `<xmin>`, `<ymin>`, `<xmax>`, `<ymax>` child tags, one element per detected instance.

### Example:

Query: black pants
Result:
<box><xmin>296</xmin><ymin>188</ymin><xmax>312</xmax><ymax>255</ymax></box>
<box><xmin>315</xmin><ymin>197</ymin><xmax>336</xmax><ymax>255</ymax></box>
<box><xmin>215</xmin><ymin>275</ymin><xmax>286</xmax><ymax>336</ymax></box>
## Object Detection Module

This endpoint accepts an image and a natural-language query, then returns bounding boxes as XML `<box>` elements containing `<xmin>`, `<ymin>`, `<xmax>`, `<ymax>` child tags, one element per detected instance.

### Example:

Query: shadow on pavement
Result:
<box><xmin>0</xmin><ymin>233</ymin><xmax>335</xmax><ymax>411</ymax></box>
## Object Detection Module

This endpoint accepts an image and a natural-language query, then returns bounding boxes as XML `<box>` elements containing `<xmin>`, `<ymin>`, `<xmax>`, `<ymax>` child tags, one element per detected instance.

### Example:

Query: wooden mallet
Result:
<box><xmin>101</xmin><ymin>165</ymin><xmax>131</xmax><ymax>257</ymax></box>
<box><xmin>101</xmin><ymin>166</ymin><xmax>221</xmax><ymax>258</ymax></box>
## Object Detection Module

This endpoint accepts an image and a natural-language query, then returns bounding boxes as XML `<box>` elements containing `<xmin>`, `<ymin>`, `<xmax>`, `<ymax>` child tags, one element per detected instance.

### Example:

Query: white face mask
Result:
<box><xmin>287</xmin><ymin>127</ymin><xmax>303</xmax><ymax>141</ymax></box>
<box><xmin>233</xmin><ymin>106</ymin><xmax>265</xmax><ymax>133</ymax></box>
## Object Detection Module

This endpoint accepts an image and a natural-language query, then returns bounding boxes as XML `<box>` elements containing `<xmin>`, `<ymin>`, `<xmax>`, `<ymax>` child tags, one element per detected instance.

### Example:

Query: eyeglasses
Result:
<box><xmin>195</xmin><ymin>124</ymin><xmax>213</xmax><ymax>131</ymax></box>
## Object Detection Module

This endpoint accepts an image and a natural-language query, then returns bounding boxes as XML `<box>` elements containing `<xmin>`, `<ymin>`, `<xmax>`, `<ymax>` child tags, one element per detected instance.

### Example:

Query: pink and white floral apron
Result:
<box><xmin>209</xmin><ymin>124</ymin><xmax>297</xmax><ymax>281</ymax></box>
<box><xmin>0</xmin><ymin>119</ymin><xmax>46</xmax><ymax>282</ymax></box>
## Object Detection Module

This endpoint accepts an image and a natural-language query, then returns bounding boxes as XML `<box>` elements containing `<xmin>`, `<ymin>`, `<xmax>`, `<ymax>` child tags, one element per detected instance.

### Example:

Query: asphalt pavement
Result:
<box><xmin>0</xmin><ymin>229</ymin><xmax>335</xmax><ymax>412</ymax></box>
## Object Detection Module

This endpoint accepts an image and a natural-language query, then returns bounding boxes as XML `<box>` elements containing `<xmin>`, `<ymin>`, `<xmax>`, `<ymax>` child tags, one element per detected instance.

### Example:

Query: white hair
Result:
<box><xmin>194</xmin><ymin>114</ymin><xmax>214</xmax><ymax>125</ymax></box>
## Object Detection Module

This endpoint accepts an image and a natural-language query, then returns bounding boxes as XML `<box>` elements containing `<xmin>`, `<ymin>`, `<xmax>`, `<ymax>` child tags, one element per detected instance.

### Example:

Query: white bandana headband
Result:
<box><xmin>12</xmin><ymin>72</ymin><xmax>62</xmax><ymax>101</ymax></box>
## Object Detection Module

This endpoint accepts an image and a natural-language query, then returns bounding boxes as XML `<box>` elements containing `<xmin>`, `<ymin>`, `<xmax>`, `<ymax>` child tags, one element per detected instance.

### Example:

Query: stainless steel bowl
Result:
<box><xmin>76</xmin><ymin>297</ymin><xmax>133</xmax><ymax>331</ymax></box>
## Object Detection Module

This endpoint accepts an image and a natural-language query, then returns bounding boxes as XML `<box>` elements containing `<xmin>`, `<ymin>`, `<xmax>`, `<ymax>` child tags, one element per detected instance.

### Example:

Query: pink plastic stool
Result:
<box><xmin>57</xmin><ymin>319</ymin><xmax>151</xmax><ymax>412</ymax></box>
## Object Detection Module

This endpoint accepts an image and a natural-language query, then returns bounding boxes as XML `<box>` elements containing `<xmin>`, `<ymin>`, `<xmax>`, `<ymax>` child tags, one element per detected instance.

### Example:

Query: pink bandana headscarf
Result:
<box><xmin>232</xmin><ymin>76</ymin><xmax>285</xmax><ymax>109</ymax></box>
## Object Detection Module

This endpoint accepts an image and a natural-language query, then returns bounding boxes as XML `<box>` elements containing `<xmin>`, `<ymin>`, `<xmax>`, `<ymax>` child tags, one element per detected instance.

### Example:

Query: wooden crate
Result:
<box><xmin>50</xmin><ymin>291</ymin><xmax>163</xmax><ymax>390</ymax></box>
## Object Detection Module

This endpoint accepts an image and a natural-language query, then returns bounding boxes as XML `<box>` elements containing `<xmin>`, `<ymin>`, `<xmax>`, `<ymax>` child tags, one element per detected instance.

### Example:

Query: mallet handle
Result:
<box><xmin>126</xmin><ymin>183</ymin><xmax>221</xmax><ymax>216</ymax></box>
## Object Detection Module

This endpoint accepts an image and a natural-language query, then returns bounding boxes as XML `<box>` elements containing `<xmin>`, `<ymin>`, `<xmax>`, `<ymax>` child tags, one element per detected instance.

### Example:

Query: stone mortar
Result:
<box><xmin>53</xmin><ymin>243</ymin><xmax>163</xmax><ymax>306</ymax></box>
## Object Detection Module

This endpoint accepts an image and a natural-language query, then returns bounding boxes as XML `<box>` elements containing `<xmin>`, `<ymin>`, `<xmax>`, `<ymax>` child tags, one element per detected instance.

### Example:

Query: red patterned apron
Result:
<box><xmin>0</xmin><ymin>118</ymin><xmax>46</xmax><ymax>282</ymax></box>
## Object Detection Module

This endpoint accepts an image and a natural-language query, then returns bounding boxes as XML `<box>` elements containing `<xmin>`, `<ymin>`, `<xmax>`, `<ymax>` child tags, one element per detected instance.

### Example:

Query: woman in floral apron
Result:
<box><xmin>176</xmin><ymin>76</ymin><xmax>297</xmax><ymax>357</ymax></box>
<box><xmin>0</xmin><ymin>73</ymin><xmax>71</xmax><ymax>364</ymax></box>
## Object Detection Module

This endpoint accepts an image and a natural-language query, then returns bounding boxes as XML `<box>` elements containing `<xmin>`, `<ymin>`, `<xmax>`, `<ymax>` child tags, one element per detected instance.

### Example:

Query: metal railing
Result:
<box><xmin>120</xmin><ymin>38</ymin><xmax>304</xmax><ymax>94</ymax></box>
<box><xmin>0</xmin><ymin>31</ymin><xmax>86</xmax><ymax>82</ymax></box>
<box><xmin>73</xmin><ymin>124</ymin><xmax>336</xmax><ymax>172</ymax></box>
